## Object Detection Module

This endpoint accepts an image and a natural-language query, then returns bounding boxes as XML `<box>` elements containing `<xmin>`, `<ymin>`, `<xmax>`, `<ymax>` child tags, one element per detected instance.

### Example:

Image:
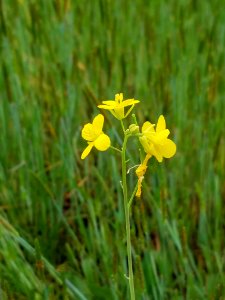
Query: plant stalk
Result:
<box><xmin>121</xmin><ymin>134</ymin><xmax>135</xmax><ymax>300</ymax></box>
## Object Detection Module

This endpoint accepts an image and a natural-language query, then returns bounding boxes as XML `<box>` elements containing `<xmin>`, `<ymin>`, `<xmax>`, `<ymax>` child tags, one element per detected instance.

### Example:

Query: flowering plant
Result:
<box><xmin>81</xmin><ymin>93</ymin><xmax>176</xmax><ymax>299</ymax></box>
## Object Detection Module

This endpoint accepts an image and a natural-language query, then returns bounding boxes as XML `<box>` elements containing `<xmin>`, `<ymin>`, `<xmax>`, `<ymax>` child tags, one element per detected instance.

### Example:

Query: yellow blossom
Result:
<box><xmin>81</xmin><ymin>114</ymin><xmax>110</xmax><ymax>159</ymax></box>
<box><xmin>139</xmin><ymin>115</ymin><xmax>176</xmax><ymax>162</ymax></box>
<box><xmin>135</xmin><ymin>153</ymin><xmax>151</xmax><ymax>198</ymax></box>
<box><xmin>98</xmin><ymin>93</ymin><xmax>139</xmax><ymax>120</ymax></box>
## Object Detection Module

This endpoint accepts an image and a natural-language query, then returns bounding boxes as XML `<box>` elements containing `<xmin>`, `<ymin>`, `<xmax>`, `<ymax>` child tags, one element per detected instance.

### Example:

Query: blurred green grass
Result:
<box><xmin>0</xmin><ymin>0</ymin><xmax>225</xmax><ymax>299</ymax></box>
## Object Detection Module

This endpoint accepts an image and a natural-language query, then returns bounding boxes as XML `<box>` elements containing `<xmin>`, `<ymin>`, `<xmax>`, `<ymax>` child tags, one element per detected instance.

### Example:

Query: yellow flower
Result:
<box><xmin>139</xmin><ymin>115</ymin><xmax>176</xmax><ymax>162</ymax></box>
<box><xmin>135</xmin><ymin>153</ymin><xmax>151</xmax><ymax>198</ymax></box>
<box><xmin>98</xmin><ymin>93</ymin><xmax>139</xmax><ymax>120</ymax></box>
<box><xmin>81</xmin><ymin>114</ymin><xmax>111</xmax><ymax>159</ymax></box>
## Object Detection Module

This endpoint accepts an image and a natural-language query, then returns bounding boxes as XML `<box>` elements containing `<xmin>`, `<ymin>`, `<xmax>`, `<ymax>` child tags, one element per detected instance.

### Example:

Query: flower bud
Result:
<box><xmin>128</xmin><ymin>124</ymin><xmax>140</xmax><ymax>134</ymax></box>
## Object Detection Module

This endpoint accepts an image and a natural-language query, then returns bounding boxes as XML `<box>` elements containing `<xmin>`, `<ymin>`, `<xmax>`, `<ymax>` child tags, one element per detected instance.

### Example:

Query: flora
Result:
<box><xmin>139</xmin><ymin>115</ymin><xmax>176</xmax><ymax>162</ymax></box>
<box><xmin>98</xmin><ymin>92</ymin><xmax>139</xmax><ymax>120</ymax></box>
<box><xmin>81</xmin><ymin>93</ymin><xmax>176</xmax><ymax>299</ymax></box>
<box><xmin>81</xmin><ymin>114</ymin><xmax>110</xmax><ymax>159</ymax></box>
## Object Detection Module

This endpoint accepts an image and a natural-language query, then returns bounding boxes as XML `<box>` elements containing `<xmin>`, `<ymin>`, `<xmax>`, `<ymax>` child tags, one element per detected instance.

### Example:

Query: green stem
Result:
<box><xmin>121</xmin><ymin>120</ymin><xmax>126</xmax><ymax>133</ymax></box>
<box><xmin>110</xmin><ymin>145</ymin><xmax>122</xmax><ymax>153</ymax></box>
<box><xmin>122</xmin><ymin>135</ymin><xmax>135</xmax><ymax>300</ymax></box>
<box><xmin>128</xmin><ymin>182</ymin><xmax>138</xmax><ymax>209</ymax></box>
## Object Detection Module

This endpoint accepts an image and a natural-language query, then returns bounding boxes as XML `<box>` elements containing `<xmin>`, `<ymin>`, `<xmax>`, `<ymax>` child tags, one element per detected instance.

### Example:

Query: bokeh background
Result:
<box><xmin>0</xmin><ymin>1</ymin><xmax>225</xmax><ymax>299</ymax></box>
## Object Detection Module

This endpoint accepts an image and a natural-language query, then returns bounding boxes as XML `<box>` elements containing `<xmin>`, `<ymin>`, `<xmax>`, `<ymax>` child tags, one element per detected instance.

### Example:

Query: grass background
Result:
<box><xmin>0</xmin><ymin>0</ymin><xmax>225</xmax><ymax>299</ymax></box>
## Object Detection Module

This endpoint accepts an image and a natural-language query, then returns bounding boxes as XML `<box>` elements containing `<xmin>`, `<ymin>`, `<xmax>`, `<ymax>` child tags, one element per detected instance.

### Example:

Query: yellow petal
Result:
<box><xmin>98</xmin><ymin>104</ymin><xmax>117</xmax><ymax>109</ymax></box>
<box><xmin>142</xmin><ymin>121</ymin><xmax>155</xmax><ymax>133</ymax></box>
<box><xmin>81</xmin><ymin>123</ymin><xmax>96</xmax><ymax>141</ymax></box>
<box><xmin>139</xmin><ymin>136</ymin><xmax>151</xmax><ymax>153</ymax></box>
<box><xmin>155</xmin><ymin>154</ymin><xmax>163</xmax><ymax>162</ymax></box>
<box><xmin>149</xmin><ymin>145</ymin><xmax>163</xmax><ymax>162</ymax></box>
<box><xmin>102</xmin><ymin>100</ymin><xmax>116</xmax><ymax>105</ymax></box>
<box><xmin>158</xmin><ymin>139</ymin><xmax>176</xmax><ymax>158</ymax></box>
<box><xmin>151</xmin><ymin>129</ymin><xmax>170</xmax><ymax>144</ymax></box>
<box><xmin>92</xmin><ymin>114</ymin><xmax>104</xmax><ymax>134</ymax></box>
<box><xmin>120</xmin><ymin>99</ymin><xmax>140</xmax><ymax>107</ymax></box>
<box><xmin>94</xmin><ymin>134</ymin><xmax>111</xmax><ymax>151</ymax></box>
<box><xmin>156</xmin><ymin>115</ymin><xmax>166</xmax><ymax>132</ymax></box>
<box><xmin>81</xmin><ymin>143</ymin><xmax>94</xmax><ymax>159</ymax></box>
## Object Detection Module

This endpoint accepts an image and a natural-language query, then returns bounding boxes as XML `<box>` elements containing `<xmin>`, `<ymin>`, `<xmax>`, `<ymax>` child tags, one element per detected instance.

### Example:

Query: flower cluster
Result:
<box><xmin>81</xmin><ymin>93</ymin><xmax>176</xmax><ymax>197</ymax></box>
